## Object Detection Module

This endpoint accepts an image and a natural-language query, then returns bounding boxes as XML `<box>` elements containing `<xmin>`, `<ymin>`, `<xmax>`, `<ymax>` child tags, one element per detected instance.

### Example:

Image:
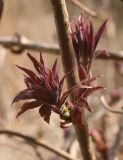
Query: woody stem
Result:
<box><xmin>50</xmin><ymin>0</ymin><xmax>95</xmax><ymax>160</ymax></box>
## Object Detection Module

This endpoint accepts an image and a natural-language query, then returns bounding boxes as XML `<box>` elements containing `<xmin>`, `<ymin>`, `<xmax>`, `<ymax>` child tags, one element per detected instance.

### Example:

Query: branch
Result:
<box><xmin>50</xmin><ymin>0</ymin><xmax>77</xmax><ymax>89</ymax></box>
<box><xmin>70</xmin><ymin>0</ymin><xmax>97</xmax><ymax>17</ymax></box>
<box><xmin>0</xmin><ymin>36</ymin><xmax>59</xmax><ymax>54</ymax></box>
<box><xmin>98</xmin><ymin>51</ymin><xmax>123</xmax><ymax>60</ymax></box>
<box><xmin>0</xmin><ymin>36</ymin><xmax>123</xmax><ymax>61</ymax></box>
<box><xmin>0</xmin><ymin>129</ymin><xmax>78</xmax><ymax>160</ymax></box>
<box><xmin>50</xmin><ymin>0</ymin><xmax>95</xmax><ymax>160</ymax></box>
<box><xmin>100</xmin><ymin>96</ymin><xmax>123</xmax><ymax>114</ymax></box>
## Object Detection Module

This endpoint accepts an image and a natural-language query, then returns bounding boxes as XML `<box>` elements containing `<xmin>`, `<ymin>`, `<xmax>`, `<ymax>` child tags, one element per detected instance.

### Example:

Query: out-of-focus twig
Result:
<box><xmin>100</xmin><ymin>96</ymin><xmax>123</xmax><ymax>114</ymax></box>
<box><xmin>0</xmin><ymin>36</ymin><xmax>123</xmax><ymax>61</ymax></box>
<box><xmin>0</xmin><ymin>130</ymin><xmax>78</xmax><ymax>160</ymax></box>
<box><xmin>0</xmin><ymin>36</ymin><xmax>59</xmax><ymax>54</ymax></box>
<box><xmin>109</xmin><ymin>117</ymin><xmax>123</xmax><ymax>160</ymax></box>
<box><xmin>98</xmin><ymin>51</ymin><xmax>123</xmax><ymax>60</ymax></box>
<box><xmin>70</xmin><ymin>0</ymin><xmax>97</xmax><ymax>17</ymax></box>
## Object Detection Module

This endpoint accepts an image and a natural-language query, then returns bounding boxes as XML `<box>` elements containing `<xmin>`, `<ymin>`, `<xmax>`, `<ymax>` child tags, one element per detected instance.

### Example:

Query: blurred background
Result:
<box><xmin>0</xmin><ymin>0</ymin><xmax>123</xmax><ymax>160</ymax></box>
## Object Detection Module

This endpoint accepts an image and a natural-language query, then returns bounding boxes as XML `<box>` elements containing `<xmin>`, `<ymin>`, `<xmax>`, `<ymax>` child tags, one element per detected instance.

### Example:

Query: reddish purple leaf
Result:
<box><xmin>27</xmin><ymin>52</ymin><xmax>41</xmax><ymax>73</ymax></box>
<box><xmin>59</xmin><ymin>72</ymin><xmax>70</xmax><ymax>97</ymax></box>
<box><xmin>79</xmin><ymin>98</ymin><xmax>92</xmax><ymax>112</ymax></box>
<box><xmin>33</xmin><ymin>86</ymin><xmax>54</xmax><ymax>103</ymax></box>
<box><xmin>84</xmin><ymin>86</ymin><xmax>104</xmax><ymax>97</ymax></box>
<box><xmin>94</xmin><ymin>20</ymin><xmax>107</xmax><ymax>52</ymax></box>
<box><xmin>16</xmin><ymin>65</ymin><xmax>40</xmax><ymax>83</ymax></box>
<box><xmin>52</xmin><ymin>59</ymin><xmax>59</xmax><ymax>84</ymax></box>
<box><xmin>78</xmin><ymin>64</ymin><xmax>87</xmax><ymax>80</ymax></box>
<box><xmin>88</xmin><ymin>20</ymin><xmax>94</xmax><ymax>55</ymax></box>
<box><xmin>12</xmin><ymin>89</ymin><xmax>33</xmax><ymax>104</ymax></box>
<box><xmin>16</xmin><ymin>101</ymin><xmax>41</xmax><ymax>118</ymax></box>
<box><xmin>52</xmin><ymin>59</ymin><xmax>57</xmax><ymax>74</ymax></box>
<box><xmin>60</xmin><ymin>84</ymin><xmax>92</xmax><ymax>107</ymax></box>
<box><xmin>39</xmin><ymin>105</ymin><xmax>52</xmax><ymax>124</ymax></box>
<box><xmin>24</xmin><ymin>76</ymin><xmax>38</xmax><ymax>89</ymax></box>
<box><xmin>40</xmin><ymin>52</ymin><xmax>44</xmax><ymax>65</ymax></box>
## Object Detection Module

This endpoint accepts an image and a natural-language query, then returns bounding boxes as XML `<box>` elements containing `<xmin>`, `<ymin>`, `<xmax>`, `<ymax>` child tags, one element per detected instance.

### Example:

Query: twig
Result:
<box><xmin>100</xmin><ymin>96</ymin><xmax>123</xmax><ymax>114</ymax></box>
<box><xmin>70</xmin><ymin>0</ymin><xmax>97</xmax><ymax>17</ymax></box>
<box><xmin>0</xmin><ymin>36</ymin><xmax>59</xmax><ymax>54</ymax></box>
<box><xmin>0</xmin><ymin>129</ymin><xmax>78</xmax><ymax>160</ymax></box>
<box><xmin>109</xmin><ymin>116</ymin><xmax>123</xmax><ymax>160</ymax></box>
<box><xmin>50</xmin><ymin>0</ymin><xmax>77</xmax><ymax>89</ymax></box>
<box><xmin>98</xmin><ymin>51</ymin><xmax>123</xmax><ymax>60</ymax></box>
<box><xmin>0</xmin><ymin>36</ymin><xmax>123</xmax><ymax>61</ymax></box>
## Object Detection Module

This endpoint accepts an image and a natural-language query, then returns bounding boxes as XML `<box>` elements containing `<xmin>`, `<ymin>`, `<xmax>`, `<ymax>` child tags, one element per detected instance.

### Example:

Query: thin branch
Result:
<box><xmin>109</xmin><ymin>117</ymin><xmax>123</xmax><ymax>160</ymax></box>
<box><xmin>0</xmin><ymin>129</ymin><xmax>78</xmax><ymax>160</ymax></box>
<box><xmin>70</xmin><ymin>0</ymin><xmax>97</xmax><ymax>17</ymax></box>
<box><xmin>98</xmin><ymin>51</ymin><xmax>123</xmax><ymax>60</ymax></box>
<box><xmin>50</xmin><ymin>0</ymin><xmax>77</xmax><ymax>89</ymax></box>
<box><xmin>0</xmin><ymin>36</ymin><xmax>59</xmax><ymax>54</ymax></box>
<box><xmin>0</xmin><ymin>36</ymin><xmax>122</xmax><ymax>61</ymax></box>
<box><xmin>100</xmin><ymin>96</ymin><xmax>123</xmax><ymax>114</ymax></box>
